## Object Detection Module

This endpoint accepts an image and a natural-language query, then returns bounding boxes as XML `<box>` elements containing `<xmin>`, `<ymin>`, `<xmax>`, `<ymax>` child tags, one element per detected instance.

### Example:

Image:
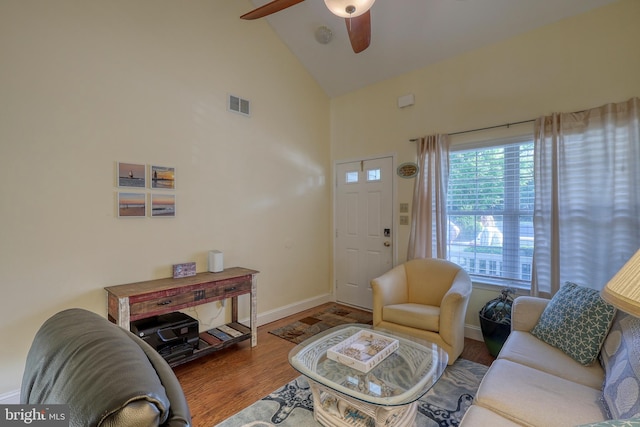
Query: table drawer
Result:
<box><xmin>204</xmin><ymin>279</ymin><xmax>251</xmax><ymax>299</ymax></box>
<box><xmin>130</xmin><ymin>291</ymin><xmax>194</xmax><ymax>316</ymax></box>
<box><xmin>129</xmin><ymin>279</ymin><xmax>252</xmax><ymax>317</ymax></box>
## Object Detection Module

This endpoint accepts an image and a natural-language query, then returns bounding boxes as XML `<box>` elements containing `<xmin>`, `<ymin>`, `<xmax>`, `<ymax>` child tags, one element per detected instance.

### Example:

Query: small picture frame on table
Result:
<box><xmin>173</xmin><ymin>262</ymin><xmax>196</xmax><ymax>278</ymax></box>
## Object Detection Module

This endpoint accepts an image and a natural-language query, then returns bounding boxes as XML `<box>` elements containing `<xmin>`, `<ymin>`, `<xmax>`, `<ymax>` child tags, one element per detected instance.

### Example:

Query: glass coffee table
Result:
<box><xmin>288</xmin><ymin>324</ymin><xmax>448</xmax><ymax>427</ymax></box>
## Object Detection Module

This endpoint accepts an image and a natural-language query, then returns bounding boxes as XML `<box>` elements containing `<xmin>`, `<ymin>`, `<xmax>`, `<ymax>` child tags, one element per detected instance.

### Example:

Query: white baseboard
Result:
<box><xmin>253</xmin><ymin>294</ymin><xmax>334</xmax><ymax>327</ymax></box>
<box><xmin>464</xmin><ymin>324</ymin><xmax>484</xmax><ymax>342</ymax></box>
<box><xmin>0</xmin><ymin>389</ymin><xmax>20</xmax><ymax>404</ymax></box>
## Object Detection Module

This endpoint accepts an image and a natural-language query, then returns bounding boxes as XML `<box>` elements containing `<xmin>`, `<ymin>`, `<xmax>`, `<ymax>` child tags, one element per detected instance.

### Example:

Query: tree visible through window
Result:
<box><xmin>447</xmin><ymin>138</ymin><xmax>534</xmax><ymax>287</ymax></box>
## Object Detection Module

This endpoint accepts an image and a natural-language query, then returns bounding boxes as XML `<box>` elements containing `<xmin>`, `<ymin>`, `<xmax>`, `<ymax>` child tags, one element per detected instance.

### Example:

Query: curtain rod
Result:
<box><xmin>409</xmin><ymin>118</ymin><xmax>535</xmax><ymax>142</ymax></box>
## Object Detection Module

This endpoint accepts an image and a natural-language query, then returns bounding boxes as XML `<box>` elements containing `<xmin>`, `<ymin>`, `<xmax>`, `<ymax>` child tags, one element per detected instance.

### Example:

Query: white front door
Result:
<box><xmin>335</xmin><ymin>156</ymin><xmax>394</xmax><ymax>310</ymax></box>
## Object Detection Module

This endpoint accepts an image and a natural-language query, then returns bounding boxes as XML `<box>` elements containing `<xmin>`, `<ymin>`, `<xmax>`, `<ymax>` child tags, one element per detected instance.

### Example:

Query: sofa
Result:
<box><xmin>21</xmin><ymin>308</ymin><xmax>192</xmax><ymax>427</ymax></box>
<box><xmin>461</xmin><ymin>291</ymin><xmax>640</xmax><ymax>427</ymax></box>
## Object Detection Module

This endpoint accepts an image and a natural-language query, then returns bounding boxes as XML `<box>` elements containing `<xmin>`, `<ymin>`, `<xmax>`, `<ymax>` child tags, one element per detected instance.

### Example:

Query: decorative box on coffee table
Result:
<box><xmin>326</xmin><ymin>329</ymin><xmax>399</xmax><ymax>373</ymax></box>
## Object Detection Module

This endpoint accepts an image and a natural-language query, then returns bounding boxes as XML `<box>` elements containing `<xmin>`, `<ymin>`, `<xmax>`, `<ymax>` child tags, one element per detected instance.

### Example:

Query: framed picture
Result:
<box><xmin>397</xmin><ymin>162</ymin><xmax>419</xmax><ymax>179</ymax></box>
<box><xmin>117</xmin><ymin>162</ymin><xmax>146</xmax><ymax>188</ymax></box>
<box><xmin>151</xmin><ymin>165</ymin><xmax>175</xmax><ymax>189</ymax></box>
<box><xmin>151</xmin><ymin>194</ymin><xmax>175</xmax><ymax>217</ymax></box>
<box><xmin>118</xmin><ymin>192</ymin><xmax>146</xmax><ymax>218</ymax></box>
<box><xmin>173</xmin><ymin>262</ymin><xmax>196</xmax><ymax>278</ymax></box>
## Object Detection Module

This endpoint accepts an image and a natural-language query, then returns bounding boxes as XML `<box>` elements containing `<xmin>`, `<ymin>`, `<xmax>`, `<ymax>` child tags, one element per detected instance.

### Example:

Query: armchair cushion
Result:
<box><xmin>382</xmin><ymin>303</ymin><xmax>439</xmax><ymax>331</ymax></box>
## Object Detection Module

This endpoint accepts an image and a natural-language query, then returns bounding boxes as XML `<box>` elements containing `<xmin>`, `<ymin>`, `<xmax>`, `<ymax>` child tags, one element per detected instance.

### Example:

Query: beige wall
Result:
<box><xmin>2</xmin><ymin>0</ymin><xmax>639</xmax><ymax>398</ymax></box>
<box><xmin>330</xmin><ymin>0</ymin><xmax>640</xmax><ymax>326</ymax></box>
<box><xmin>0</xmin><ymin>0</ymin><xmax>330</xmax><ymax>394</ymax></box>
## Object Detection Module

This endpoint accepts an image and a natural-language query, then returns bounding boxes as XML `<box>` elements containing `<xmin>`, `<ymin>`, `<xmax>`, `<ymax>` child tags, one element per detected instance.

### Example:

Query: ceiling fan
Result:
<box><xmin>241</xmin><ymin>0</ymin><xmax>376</xmax><ymax>53</ymax></box>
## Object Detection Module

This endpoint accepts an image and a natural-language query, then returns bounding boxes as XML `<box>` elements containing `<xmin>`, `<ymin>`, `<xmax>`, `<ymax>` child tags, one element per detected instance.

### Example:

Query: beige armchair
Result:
<box><xmin>371</xmin><ymin>258</ymin><xmax>472</xmax><ymax>364</ymax></box>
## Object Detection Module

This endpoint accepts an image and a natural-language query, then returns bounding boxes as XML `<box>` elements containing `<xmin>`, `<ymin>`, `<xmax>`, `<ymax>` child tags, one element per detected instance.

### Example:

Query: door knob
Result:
<box><xmin>384</xmin><ymin>241</ymin><xmax>391</xmax><ymax>247</ymax></box>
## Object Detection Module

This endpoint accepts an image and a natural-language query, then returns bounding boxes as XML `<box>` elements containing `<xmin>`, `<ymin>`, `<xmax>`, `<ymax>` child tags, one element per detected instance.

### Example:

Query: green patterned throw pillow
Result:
<box><xmin>531</xmin><ymin>281</ymin><xmax>616</xmax><ymax>365</ymax></box>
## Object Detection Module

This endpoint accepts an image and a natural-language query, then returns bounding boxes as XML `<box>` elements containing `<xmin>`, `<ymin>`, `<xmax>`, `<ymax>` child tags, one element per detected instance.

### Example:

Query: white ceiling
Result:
<box><xmin>243</xmin><ymin>0</ymin><xmax>618</xmax><ymax>97</ymax></box>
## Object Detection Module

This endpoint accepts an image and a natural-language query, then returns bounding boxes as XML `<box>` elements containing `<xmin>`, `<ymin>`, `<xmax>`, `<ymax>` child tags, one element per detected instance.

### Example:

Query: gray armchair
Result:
<box><xmin>21</xmin><ymin>308</ymin><xmax>191</xmax><ymax>427</ymax></box>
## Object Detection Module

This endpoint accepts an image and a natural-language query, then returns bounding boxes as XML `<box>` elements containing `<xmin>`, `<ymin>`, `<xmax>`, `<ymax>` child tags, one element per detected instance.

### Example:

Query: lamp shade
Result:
<box><xmin>324</xmin><ymin>0</ymin><xmax>375</xmax><ymax>18</ymax></box>
<box><xmin>601</xmin><ymin>249</ymin><xmax>640</xmax><ymax>316</ymax></box>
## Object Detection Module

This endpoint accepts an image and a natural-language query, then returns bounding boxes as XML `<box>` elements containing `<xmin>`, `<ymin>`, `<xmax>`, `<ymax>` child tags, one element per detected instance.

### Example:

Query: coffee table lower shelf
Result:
<box><xmin>308</xmin><ymin>379</ymin><xmax>418</xmax><ymax>427</ymax></box>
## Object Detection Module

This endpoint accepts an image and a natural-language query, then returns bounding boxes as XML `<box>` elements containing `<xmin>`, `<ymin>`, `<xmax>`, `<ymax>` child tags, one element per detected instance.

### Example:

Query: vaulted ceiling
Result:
<box><xmin>242</xmin><ymin>0</ymin><xmax>618</xmax><ymax>97</ymax></box>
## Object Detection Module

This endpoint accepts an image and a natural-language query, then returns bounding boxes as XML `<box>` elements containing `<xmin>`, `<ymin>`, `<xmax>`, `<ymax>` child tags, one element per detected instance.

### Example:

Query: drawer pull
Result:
<box><xmin>157</xmin><ymin>300</ymin><xmax>173</xmax><ymax>306</ymax></box>
<box><xmin>225</xmin><ymin>286</ymin><xmax>237</xmax><ymax>292</ymax></box>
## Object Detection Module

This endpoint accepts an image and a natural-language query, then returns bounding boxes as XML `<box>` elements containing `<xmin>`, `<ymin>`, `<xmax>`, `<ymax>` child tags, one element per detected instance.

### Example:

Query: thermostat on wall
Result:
<box><xmin>398</xmin><ymin>94</ymin><xmax>415</xmax><ymax>108</ymax></box>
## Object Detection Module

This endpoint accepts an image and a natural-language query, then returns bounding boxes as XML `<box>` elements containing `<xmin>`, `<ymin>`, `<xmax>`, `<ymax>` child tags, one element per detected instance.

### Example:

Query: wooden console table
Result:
<box><xmin>105</xmin><ymin>267</ymin><xmax>258</xmax><ymax>366</ymax></box>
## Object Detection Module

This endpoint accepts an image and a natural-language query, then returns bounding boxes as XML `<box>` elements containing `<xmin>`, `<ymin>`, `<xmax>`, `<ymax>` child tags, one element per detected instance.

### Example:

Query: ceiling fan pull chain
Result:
<box><xmin>346</xmin><ymin>5</ymin><xmax>355</xmax><ymax>31</ymax></box>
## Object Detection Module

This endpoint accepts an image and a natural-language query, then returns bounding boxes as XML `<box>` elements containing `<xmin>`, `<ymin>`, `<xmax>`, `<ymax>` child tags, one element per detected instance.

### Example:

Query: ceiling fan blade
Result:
<box><xmin>241</xmin><ymin>0</ymin><xmax>306</xmax><ymax>20</ymax></box>
<box><xmin>345</xmin><ymin>11</ymin><xmax>371</xmax><ymax>53</ymax></box>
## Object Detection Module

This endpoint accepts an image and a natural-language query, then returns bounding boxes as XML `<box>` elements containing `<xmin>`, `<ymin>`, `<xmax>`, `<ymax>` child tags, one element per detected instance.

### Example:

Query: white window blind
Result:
<box><xmin>447</xmin><ymin>138</ymin><xmax>534</xmax><ymax>287</ymax></box>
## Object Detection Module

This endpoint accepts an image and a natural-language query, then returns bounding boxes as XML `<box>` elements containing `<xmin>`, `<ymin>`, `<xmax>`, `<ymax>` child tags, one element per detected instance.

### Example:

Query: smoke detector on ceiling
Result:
<box><xmin>314</xmin><ymin>26</ymin><xmax>333</xmax><ymax>45</ymax></box>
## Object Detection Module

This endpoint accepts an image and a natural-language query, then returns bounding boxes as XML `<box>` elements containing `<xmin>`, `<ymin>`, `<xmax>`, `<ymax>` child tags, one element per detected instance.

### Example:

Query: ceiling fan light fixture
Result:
<box><xmin>324</xmin><ymin>0</ymin><xmax>375</xmax><ymax>18</ymax></box>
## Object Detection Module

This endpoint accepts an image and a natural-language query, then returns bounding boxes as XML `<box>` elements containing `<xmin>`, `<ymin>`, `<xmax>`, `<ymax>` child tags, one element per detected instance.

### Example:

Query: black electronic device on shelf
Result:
<box><xmin>130</xmin><ymin>312</ymin><xmax>199</xmax><ymax>362</ymax></box>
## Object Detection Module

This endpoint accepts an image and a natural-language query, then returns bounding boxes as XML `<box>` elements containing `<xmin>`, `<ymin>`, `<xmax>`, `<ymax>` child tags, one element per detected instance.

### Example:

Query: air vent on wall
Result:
<box><xmin>228</xmin><ymin>94</ymin><xmax>250</xmax><ymax>116</ymax></box>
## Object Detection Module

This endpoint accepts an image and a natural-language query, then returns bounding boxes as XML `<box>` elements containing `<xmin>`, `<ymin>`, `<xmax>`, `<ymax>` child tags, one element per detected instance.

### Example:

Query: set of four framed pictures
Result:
<box><xmin>116</xmin><ymin>162</ymin><xmax>175</xmax><ymax>218</ymax></box>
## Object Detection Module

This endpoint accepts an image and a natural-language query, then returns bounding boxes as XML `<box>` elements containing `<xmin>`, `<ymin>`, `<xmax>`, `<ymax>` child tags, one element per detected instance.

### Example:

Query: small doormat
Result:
<box><xmin>269</xmin><ymin>305</ymin><xmax>373</xmax><ymax>344</ymax></box>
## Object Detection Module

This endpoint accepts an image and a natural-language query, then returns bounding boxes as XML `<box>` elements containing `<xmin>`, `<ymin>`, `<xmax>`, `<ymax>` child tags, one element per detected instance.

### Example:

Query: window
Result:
<box><xmin>447</xmin><ymin>138</ymin><xmax>534</xmax><ymax>287</ymax></box>
<box><xmin>367</xmin><ymin>168</ymin><xmax>381</xmax><ymax>181</ymax></box>
<box><xmin>345</xmin><ymin>171</ymin><xmax>359</xmax><ymax>183</ymax></box>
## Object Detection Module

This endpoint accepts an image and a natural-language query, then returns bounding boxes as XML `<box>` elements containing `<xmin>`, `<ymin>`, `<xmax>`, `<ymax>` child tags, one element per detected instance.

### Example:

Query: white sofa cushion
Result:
<box><xmin>475</xmin><ymin>359</ymin><xmax>606</xmax><ymax>427</ymax></box>
<box><xmin>460</xmin><ymin>406</ymin><xmax>523</xmax><ymax>426</ymax></box>
<box><xmin>498</xmin><ymin>330</ymin><xmax>604</xmax><ymax>389</ymax></box>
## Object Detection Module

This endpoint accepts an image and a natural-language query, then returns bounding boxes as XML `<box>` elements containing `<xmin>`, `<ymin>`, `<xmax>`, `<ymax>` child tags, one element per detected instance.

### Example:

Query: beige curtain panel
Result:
<box><xmin>532</xmin><ymin>97</ymin><xmax>640</xmax><ymax>297</ymax></box>
<box><xmin>408</xmin><ymin>134</ymin><xmax>450</xmax><ymax>260</ymax></box>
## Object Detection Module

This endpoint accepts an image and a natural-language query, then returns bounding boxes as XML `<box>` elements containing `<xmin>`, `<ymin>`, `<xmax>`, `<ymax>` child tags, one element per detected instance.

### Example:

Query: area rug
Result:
<box><xmin>269</xmin><ymin>305</ymin><xmax>373</xmax><ymax>344</ymax></box>
<box><xmin>215</xmin><ymin>359</ymin><xmax>487</xmax><ymax>427</ymax></box>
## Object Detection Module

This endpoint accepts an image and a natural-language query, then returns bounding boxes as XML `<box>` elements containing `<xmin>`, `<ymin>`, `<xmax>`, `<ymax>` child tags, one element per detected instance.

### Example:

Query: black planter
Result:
<box><xmin>479</xmin><ymin>314</ymin><xmax>511</xmax><ymax>357</ymax></box>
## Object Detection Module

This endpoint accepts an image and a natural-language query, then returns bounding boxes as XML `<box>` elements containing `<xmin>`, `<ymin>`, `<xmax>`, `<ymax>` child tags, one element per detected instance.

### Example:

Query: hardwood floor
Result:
<box><xmin>173</xmin><ymin>303</ymin><xmax>495</xmax><ymax>427</ymax></box>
